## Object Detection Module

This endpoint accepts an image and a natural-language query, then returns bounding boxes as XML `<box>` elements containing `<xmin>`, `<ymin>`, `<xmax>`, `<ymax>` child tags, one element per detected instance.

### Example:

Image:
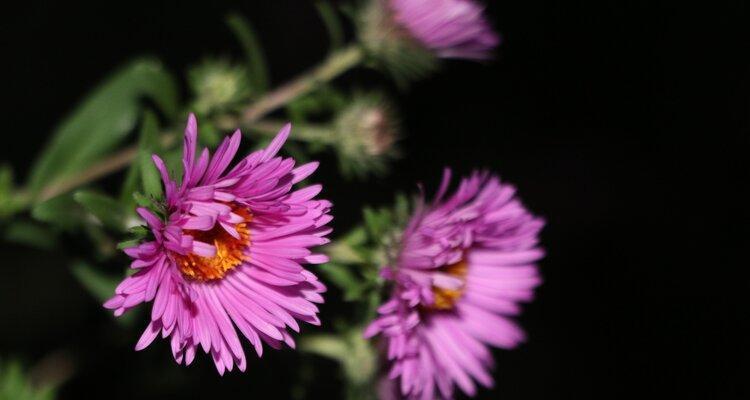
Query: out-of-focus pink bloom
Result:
<box><xmin>389</xmin><ymin>0</ymin><xmax>500</xmax><ymax>60</ymax></box>
<box><xmin>365</xmin><ymin>169</ymin><xmax>544</xmax><ymax>399</ymax></box>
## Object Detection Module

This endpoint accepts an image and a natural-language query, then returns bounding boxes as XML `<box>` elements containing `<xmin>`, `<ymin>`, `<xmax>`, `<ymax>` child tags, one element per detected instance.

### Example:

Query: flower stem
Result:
<box><xmin>40</xmin><ymin>134</ymin><xmax>177</xmax><ymax>202</ymax></box>
<box><xmin>21</xmin><ymin>44</ymin><xmax>365</xmax><ymax>207</ymax></box>
<box><xmin>240</xmin><ymin>45</ymin><xmax>364</xmax><ymax>123</ymax></box>
<box><xmin>249</xmin><ymin>120</ymin><xmax>338</xmax><ymax>145</ymax></box>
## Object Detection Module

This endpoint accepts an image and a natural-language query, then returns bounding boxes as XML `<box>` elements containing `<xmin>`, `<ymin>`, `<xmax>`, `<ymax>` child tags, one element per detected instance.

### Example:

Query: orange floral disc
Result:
<box><xmin>174</xmin><ymin>208</ymin><xmax>252</xmax><ymax>281</ymax></box>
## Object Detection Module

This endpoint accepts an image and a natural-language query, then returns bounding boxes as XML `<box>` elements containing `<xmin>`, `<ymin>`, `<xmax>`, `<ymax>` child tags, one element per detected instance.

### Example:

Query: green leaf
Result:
<box><xmin>393</xmin><ymin>192</ymin><xmax>411</xmax><ymax>221</ymax></box>
<box><xmin>3</xmin><ymin>221</ymin><xmax>58</xmax><ymax>250</ymax></box>
<box><xmin>139</xmin><ymin>151</ymin><xmax>163</xmax><ymax>200</ymax></box>
<box><xmin>128</xmin><ymin>225</ymin><xmax>149</xmax><ymax>238</ymax></box>
<box><xmin>70</xmin><ymin>262</ymin><xmax>139</xmax><ymax>327</ymax></box>
<box><xmin>139</xmin><ymin>110</ymin><xmax>161</xmax><ymax>150</ymax></box>
<box><xmin>300</xmin><ymin>330</ymin><xmax>377</xmax><ymax>386</ymax></box>
<box><xmin>226</xmin><ymin>13</ymin><xmax>269</xmax><ymax>93</ymax></box>
<box><xmin>31</xmin><ymin>194</ymin><xmax>83</xmax><ymax>231</ymax></box>
<box><xmin>162</xmin><ymin>147</ymin><xmax>184</xmax><ymax>179</ymax></box>
<box><xmin>300</xmin><ymin>334</ymin><xmax>349</xmax><ymax>362</ymax></box>
<box><xmin>0</xmin><ymin>359</ymin><xmax>57</xmax><ymax>400</ymax></box>
<box><xmin>327</xmin><ymin>239</ymin><xmax>365</xmax><ymax>265</ymax></box>
<box><xmin>343</xmin><ymin>226</ymin><xmax>367</xmax><ymax>246</ymax></box>
<box><xmin>116</xmin><ymin>225</ymin><xmax>148</xmax><ymax>250</ymax></box>
<box><xmin>315</xmin><ymin>1</ymin><xmax>345</xmax><ymax>53</ymax></box>
<box><xmin>74</xmin><ymin>190</ymin><xmax>126</xmax><ymax>231</ymax></box>
<box><xmin>286</xmin><ymin>86</ymin><xmax>347</xmax><ymax>121</ymax></box>
<box><xmin>132</xmin><ymin>191</ymin><xmax>153</xmax><ymax>208</ymax></box>
<box><xmin>138</xmin><ymin>110</ymin><xmax>164</xmax><ymax>199</ymax></box>
<box><xmin>83</xmin><ymin>223</ymin><xmax>117</xmax><ymax>259</ymax></box>
<box><xmin>0</xmin><ymin>165</ymin><xmax>12</xmax><ymax>200</ymax></box>
<box><xmin>119</xmin><ymin>160</ymin><xmax>141</xmax><ymax>207</ymax></box>
<box><xmin>70</xmin><ymin>261</ymin><xmax>120</xmax><ymax>302</ymax></box>
<box><xmin>0</xmin><ymin>165</ymin><xmax>23</xmax><ymax>219</ymax></box>
<box><xmin>362</xmin><ymin>207</ymin><xmax>392</xmax><ymax>239</ymax></box>
<box><xmin>120</xmin><ymin>110</ymin><xmax>162</xmax><ymax>206</ymax></box>
<box><xmin>27</xmin><ymin>58</ymin><xmax>178</xmax><ymax>196</ymax></box>
<box><xmin>320</xmin><ymin>263</ymin><xmax>367</xmax><ymax>301</ymax></box>
<box><xmin>116</xmin><ymin>239</ymin><xmax>141</xmax><ymax>250</ymax></box>
<box><xmin>282</xmin><ymin>141</ymin><xmax>311</xmax><ymax>165</ymax></box>
<box><xmin>197</xmin><ymin>120</ymin><xmax>221</xmax><ymax>147</ymax></box>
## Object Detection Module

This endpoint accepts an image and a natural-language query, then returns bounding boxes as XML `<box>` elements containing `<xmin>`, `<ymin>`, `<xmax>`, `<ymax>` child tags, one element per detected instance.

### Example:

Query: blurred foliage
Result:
<box><xmin>70</xmin><ymin>261</ymin><xmax>121</xmax><ymax>303</ymax></box>
<box><xmin>2</xmin><ymin>221</ymin><xmax>58</xmax><ymax>251</ymax></box>
<box><xmin>120</xmin><ymin>111</ymin><xmax>163</xmax><ymax>208</ymax></box>
<box><xmin>0</xmin><ymin>360</ymin><xmax>56</xmax><ymax>400</ymax></box>
<box><xmin>315</xmin><ymin>1</ymin><xmax>346</xmax><ymax>53</ymax></box>
<box><xmin>26</xmin><ymin>59</ymin><xmax>178</xmax><ymax>197</ymax></box>
<box><xmin>31</xmin><ymin>194</ymin><xmax>85</xmax><ymax>232</ymax></box>
<box><xmin>322</xmin><ymin>193</ymin><xmax>412</xmax><ymax>310</ymax></box>
<box><xmin>300</xmin><ymin>328</ymin><xmax>379</xmax><ymax>400</ymax></box>
<box><xmin>0</xmin><ymin>166</ymin><xmax>23</xmax><ymax>219</ymax></box>
<box><xmin>136</xmin><ymin>112</ymin><xmax>164</xmax><ymax>199</ymax></box>
<box><xmin>226</xmin><ymin>13</ymin><xmax>269</xmax><ymax>94</ymax></box>
<box><xmin>74</xmin><ymin>191</ymin><xmax>127</xmax><ymax>232</ymax></box>
<box><xmin>309</xmin><ymin>193</ymin><xmax>414</xmax><ymax>398</ymax></box>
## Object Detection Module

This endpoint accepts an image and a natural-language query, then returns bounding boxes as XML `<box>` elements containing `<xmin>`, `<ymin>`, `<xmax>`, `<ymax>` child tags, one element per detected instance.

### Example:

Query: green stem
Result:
<box><xmin>18</xmin><ymin>44</ymin><xmax>365</xmax><ymax>208</ymax></box>
<box><xmin>17</xmin><ymin>133</ymin><xmax>177</xmax><ymax>206</ymax></box>
<box><xmin>249</xmin><ymin>120</ymin><xmax>338</xmax><ymax>145</ymax></box>
<box><xmin>240</xmin><ymin>45</ymin><xmax>364</xmax><ymax>123</ymax></box>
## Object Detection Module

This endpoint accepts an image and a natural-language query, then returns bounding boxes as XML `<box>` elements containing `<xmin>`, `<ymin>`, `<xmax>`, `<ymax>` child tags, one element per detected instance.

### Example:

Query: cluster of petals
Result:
<box><xmin>105</xmin><ymin>114</ymin><xmax>332</xmax><ymax>374</ymax></box>
<box><xmin>365</xmin><ymin>169</ymin><xmax>544</xmax><ymax>399</ymax></box>
<box><xmin>389</xmin><ymin>0</ymin><xmax>501</xmax><ymax>60</ymax></box>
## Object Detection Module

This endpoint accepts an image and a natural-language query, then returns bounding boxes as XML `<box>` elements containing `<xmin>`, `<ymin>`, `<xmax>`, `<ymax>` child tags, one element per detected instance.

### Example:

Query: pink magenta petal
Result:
<box><xmin>104</xmin><ymin>115</ymin><xmax>331</xmax><ymax>374</ymax></box>
<box><xmin>364</xmin><ymin>170</ymin><xmax>543</xmax><ymax>398</ymax></box>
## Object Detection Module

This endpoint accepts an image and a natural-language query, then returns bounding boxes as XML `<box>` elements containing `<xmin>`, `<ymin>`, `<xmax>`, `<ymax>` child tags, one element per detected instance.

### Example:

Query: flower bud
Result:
<box><xmin>333</xmin><ymin>94</ymin><xmax>399</xmax><ymax>177</ymax></box>
<box><xmin>188</xmin><ymin>59</ymin><xmax>252</xmax><ymax>115</ymax></box>
<box><xmin>357</xmin><ymin>0</ymin><xmax>500</xmax><ymax>80</ymax></box>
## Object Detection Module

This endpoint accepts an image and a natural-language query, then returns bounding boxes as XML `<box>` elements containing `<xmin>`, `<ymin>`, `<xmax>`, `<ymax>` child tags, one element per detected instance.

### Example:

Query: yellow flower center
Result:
<box><xmin>427</xmin><ymin>259</ymin><xmax>468</xmax><ymax>311</ymax></box>
<box><xmin>175</xmin><ymin>208</ymin><xmax>251</xmax><ymax>281</ymax></box>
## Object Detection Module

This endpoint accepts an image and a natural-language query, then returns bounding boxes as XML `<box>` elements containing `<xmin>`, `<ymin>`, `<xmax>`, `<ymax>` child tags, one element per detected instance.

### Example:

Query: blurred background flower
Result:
<box><xmin>389</xmin><ymin>0</ymin><xmax>500</xmax><ymax>60</ymax></box>
<box><xmin>357</xmin><ymin>0</ymin><xmax>499</xmax><ymax>82</ymax></box>
<box><xmin>364</xmin><ymin>170</ymin><xmax>544</xmax><ymax>399</ymax></box>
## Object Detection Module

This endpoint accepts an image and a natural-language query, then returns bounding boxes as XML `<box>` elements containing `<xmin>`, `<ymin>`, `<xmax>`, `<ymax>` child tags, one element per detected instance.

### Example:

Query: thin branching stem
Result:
<box><xmin>18</xmin><ymin>44</ymin><xmax>365</xmax><ymax>207</ymax></box>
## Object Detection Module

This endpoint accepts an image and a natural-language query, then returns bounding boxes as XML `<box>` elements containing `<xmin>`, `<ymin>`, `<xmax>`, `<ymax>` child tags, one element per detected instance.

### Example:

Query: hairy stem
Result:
<box><xmin>240</xmin><ymin>45</ymin><xmax>364</xmax><ymax>123</ymax></box>
<box><xmin>22</xmin><ymin>45</ymin><xmax>364</xmax><ymax>206</ymax></box>
<box><xmin>250</xmin><ymin>119</ymin><xmax>337</xmax><ymax>145</ymax></box>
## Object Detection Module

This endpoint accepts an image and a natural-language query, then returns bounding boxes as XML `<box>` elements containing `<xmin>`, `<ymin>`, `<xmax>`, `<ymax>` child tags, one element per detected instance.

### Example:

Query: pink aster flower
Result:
<box><xmin>105</xmin><ymin>114</ymin><xmax>332</xmax><ymax>374</ymax></box>
<box><xmin>389</xmin><ymin>0</ymin><xmax>500</xmax><ymax>60</ymax></box>
<box><xmin>364</xmin><ymin>169</ymin><xmax>544</xmax><ymax>399</ymax></box>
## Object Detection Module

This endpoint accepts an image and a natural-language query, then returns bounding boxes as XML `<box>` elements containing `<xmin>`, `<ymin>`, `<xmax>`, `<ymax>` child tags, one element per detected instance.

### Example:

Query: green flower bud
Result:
<box><xmin>333</xmin><ymin>94</ymin><xmax>400</xmax><ymax>177</ymax></box>
<box><xmin>188</xmin><ymin>59</ymin><xmax>252</xmax><ymax>115</ymax></box>
<box><xmin>355</xmin><ymin>0</ymin><xmax>438</xmax><ymax>83</ymax></box>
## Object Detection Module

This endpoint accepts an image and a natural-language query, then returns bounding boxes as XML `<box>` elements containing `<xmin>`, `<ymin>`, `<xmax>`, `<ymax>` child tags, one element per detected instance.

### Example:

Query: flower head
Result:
<box><xmin>333</xmin><ymin>93</ymin><xmax>399</xmax><ymax>177</ymax></box>
<box><xmin>105</xmin><ymin>114</ymin><xmax>332</xmax><ymax>374</ymax></box>
<box><xmin>389</xmin><ymin>0</ymin><xmax>500</xmax><ymax>60</ymax></box>
<box><xmin>364</xmin><ymin>169</ymin><xmax>544</xmax><ymax>399</ymax></box>
<box><xmin>358</xmin><ymin>0</ymin><xmax>500</xmax><ymax>79</ymax></box>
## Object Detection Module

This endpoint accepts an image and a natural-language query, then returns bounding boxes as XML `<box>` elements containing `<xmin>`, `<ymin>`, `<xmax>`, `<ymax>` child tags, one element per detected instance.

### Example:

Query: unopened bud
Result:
<box><xmin>333</xmin><ymin>95</ymin><xmax>399</xmax><ymax>177</ymax></box>
<box><xmin>188</xmin><ymin>59</ymin><xmax>251</xmax><ymax>115</ymax></box>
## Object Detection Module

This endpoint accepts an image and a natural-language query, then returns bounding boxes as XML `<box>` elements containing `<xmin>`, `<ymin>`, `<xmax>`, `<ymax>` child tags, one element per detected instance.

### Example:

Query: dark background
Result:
<box><xmin>0</xmin><ymin>1</ymin><xmax>746</xmax><ymax>399</ymax></box>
